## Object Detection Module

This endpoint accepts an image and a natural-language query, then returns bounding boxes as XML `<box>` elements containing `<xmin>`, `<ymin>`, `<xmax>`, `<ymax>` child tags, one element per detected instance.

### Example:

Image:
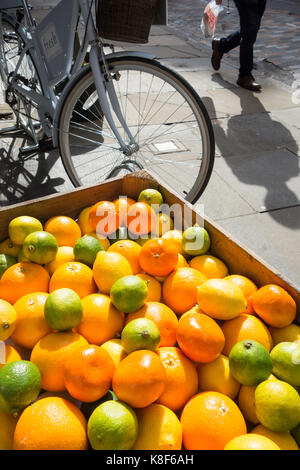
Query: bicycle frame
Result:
<box><xmin>0</xmin><ymin>0</ymin><xmax>152</xmax><ymax>153</ymax></box>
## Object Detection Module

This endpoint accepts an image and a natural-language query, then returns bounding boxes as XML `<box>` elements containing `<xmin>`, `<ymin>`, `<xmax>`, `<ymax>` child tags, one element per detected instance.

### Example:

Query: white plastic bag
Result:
<box><xmin>201</xmin><ymin>0</ymin><xmax>224</xmax><ymax>38</ymax></box>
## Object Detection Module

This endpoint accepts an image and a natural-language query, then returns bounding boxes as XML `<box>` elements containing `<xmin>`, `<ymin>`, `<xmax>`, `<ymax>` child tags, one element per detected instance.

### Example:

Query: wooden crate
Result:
<box><xmin>0</xmin><ymin>170</ymin><xmax>299</xmax><ymax>321</ymax></box>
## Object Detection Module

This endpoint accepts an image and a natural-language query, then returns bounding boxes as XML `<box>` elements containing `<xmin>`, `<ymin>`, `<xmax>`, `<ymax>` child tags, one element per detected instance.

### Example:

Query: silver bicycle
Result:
<box><xmin>0</xmin><ymin>0</ymin><xmax>215</xmax><ymax>203</ymax></box>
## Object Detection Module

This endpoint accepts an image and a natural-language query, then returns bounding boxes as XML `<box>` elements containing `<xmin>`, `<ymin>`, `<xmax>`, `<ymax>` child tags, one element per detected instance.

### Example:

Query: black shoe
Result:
<box><xmin>211</xmin><ymin>38</ymin><xmax>223</xmax><ymax>71</ymax></box>
<box><xmin>237</xmin><ymin>75</ymin><xmax>262</xmax><ymax>91</ymax></box>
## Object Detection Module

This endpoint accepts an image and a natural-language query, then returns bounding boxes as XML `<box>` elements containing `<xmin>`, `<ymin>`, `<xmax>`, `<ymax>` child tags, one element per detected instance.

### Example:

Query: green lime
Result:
<box><xmin>0</xmin><ymin>254</ymin><xmax>16</xmax><ymax>279</ymax></box>
<box><xmin>270</xmin><ymin>341</ymin><xmax>300</xmax><ymax>386</ymax></box>
<box><xmin>44</xmin><ymin>288</ymin><xmax>83</xmax><ymax>331</ymax></box>
<box><xmin>182</xmin><ymin>225</ymin><xmax>210</xmax><ymax>256</ymax></box>
<box><xmin>229</xmin><ymin>340</ymin><xmax>273</xmax><ymax>386</ymax></box>
<box><xmin>23</xmin><ymin>231</ymin><xmax>58</xmax><ymax>264</ymax></box>
<box><xmin>81</xmin><ymin>390</ymin><xmax>117</xmax><ymax>419</ymax></box>
<box><xmin>0</xmin><ymin>360</ymin><xmax>41</xmax><ymax>416</ymax></box>
<box><xmin>110</xmin><ymin>275</ymin><xmax>148</xmax><ymax>313</ymax></box>
<box><xmin>8</xmin><ymin>216</ymin><xmax>43</xmax><ymax>246</ymax></box>
<box><xmin>73</xmin><ymin>235</ymin><xmax>104</xmax><ymax>267</ymax></box>
<box><xmin>88</xmin><ymin>400</ymin><xmax>138</xmax><ymax>450</ymax></box>
<box><xmin>255</xmin><ymin>379</ymin><xmax>300</xmax><ymax>432</ymax></box>
<box><xmin>121</xmin><ymin>318</ymin><xmax>161</xmax><ymax>354</ymax></box>
<box><xmin>138</xmin><ymin>189</ymin><xmax>163</xmax><ymax>208</ymax></box>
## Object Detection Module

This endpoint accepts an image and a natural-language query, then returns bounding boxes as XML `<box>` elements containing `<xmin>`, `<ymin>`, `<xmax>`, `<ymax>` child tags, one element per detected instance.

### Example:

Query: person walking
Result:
<box><xmin>211</xmin><ymin>0</ymin><xmax>267</xmax><ymax>91</ymax></box>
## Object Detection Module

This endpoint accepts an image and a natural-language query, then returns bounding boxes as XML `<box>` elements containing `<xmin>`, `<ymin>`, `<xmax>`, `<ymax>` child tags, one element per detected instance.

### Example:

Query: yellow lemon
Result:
<box><xmin>0</xmin><ymin>299</ymin><xmax>17</xmax><ymax>341</ymax></box>
<box><xmin>190</xmin><ymin>255</ymin><xmax>228</xmax><ymax>279</ymax></box>
<box><xmin>251</xmin><ymin>424</ymin><xmax>299</xmax><ymax>450</ymax></box>
<box><xmin>8</xmin><ymin>216</ymin><xmax>43</xmax><ymax>245</ymax></box>
<box><xmin>225</xmin><ymin>434</ymin><xmax>280</xmax><ymax>450</ymax></box>
<box><xmin>45</xmin><ymin>246</ymin><xmax>75</xmax><ymax>276</ymax></box>
<box><xmin>154</xmin><ymin>213</ymin><xmax>174</xmax><ymax>237</ymax></box>
<box><xmin>269</xmin><ymin>324</ymin><xmax>300</xmax><ymax>346</ymax></box>
<box><xmin>133</xmin><ymin>404</ymin><xmax>182</xmax><ymax>450</ymax></box>
<box><xmin>93</xmin><ymin>251</ymin><xmax>132</xmax><ymax>294</ymax></box>
<box><xmin>100</xmin><ymin>339</ymin><xmax>127</xmax><ymax>368</ymax></box>
<box><xmin>198</xmin><ymin>354</ymin><xmax>240</xmax><ymax>399</ymax></box>
<box><xmin>77</xmin><ymin>207</ymin><xmax>93</xmax><ymax>235</ymax></box>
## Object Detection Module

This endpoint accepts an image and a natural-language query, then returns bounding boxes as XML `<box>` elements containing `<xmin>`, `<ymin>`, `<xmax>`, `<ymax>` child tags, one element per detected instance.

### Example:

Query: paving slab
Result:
<box><xmin>219</xmin><ymin>206</ymin><xmax>300</xmax><ymax>286</ymax></box>
<box><xmin>213</xmin><ymin>148</ymin><xmax>300</xmax><ymax>213</ymax></box>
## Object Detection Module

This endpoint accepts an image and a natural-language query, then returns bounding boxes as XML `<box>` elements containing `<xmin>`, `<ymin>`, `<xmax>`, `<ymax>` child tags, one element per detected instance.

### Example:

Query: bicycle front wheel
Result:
<box><xmin>58</xmin><ymin>57</ymin><xmax>215</xmax><ymax>203</ymax></box>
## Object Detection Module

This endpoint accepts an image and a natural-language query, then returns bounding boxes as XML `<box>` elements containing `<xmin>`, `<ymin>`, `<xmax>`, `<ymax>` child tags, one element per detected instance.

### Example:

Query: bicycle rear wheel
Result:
<box><xmin>58</xmin><ymin>57</ymin><xmax>215</xmax><ymax>203</ymax></box>
<box><xmin>0</xmin><ymin>15</ymin><xmax>43</xmax><ymax>141</ymax></box>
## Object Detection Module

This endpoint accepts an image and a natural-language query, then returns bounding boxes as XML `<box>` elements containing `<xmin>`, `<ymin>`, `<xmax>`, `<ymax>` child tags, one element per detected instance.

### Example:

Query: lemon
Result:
<box><xmin>88</xmin><ymin>400</ymin><xmax>138</xmax><ymax>450</ymax></box>
<box><xmin>197</xmin><ymin>278</ymin><xmax>247</xmax><ymax>320</ymax></box>
<box><xmin>198</xmin><ymin>354</ymin><xmax>240</xmax><ymax>399</ymax></box>
<box><xmin>224</xmin><ymin>434</ymin><xmax>280</xmax><ymax>450</ymax></box>
<box><xmin>251</xmin><ymin>424</ymin><xmax>299</xmax><ymax>450</ymax></box>
<box><xmin>133</xmin><ymin>404</ymin><xmax>182</xmax><ymax>450</ymax></box>
<box><xmin>161</xmin><ymin>230</ymin><xmax>184</xmax><ymax>255</ymax></box>
<box><xmin>0</xmin><ymin>238</ymin><xmax>21</xmax><ymax>257</ymax></box>
<box><xmin>121</xmin><ymin>318</ymin><xmax>160</xmax><ymax>354</ymax></box>
<box><xmin>44</xmin><ymin>288</ymin><xmax>83</xmax><ymax>331</ymax></box>
<box><xmin>0</xmin><ymin>254</ymin><xmax>16</xmax><ymax>279</ymax></box>
<box><xmin>78</xmin><ymin>206</ymin><xmax>93</xmax><ymax>235</ymax></box>
<box><xmin>182</xmin><ymin>225</ymin><xmax>210</xmax><ymax>256</ymax></box>
<box><xmin>110</xmin><ymin>275</ymin><xmax>148</xmax><ymax>313</ymax></box>
<box><xmin>0</xmin><ymin>360</ymin><xmax>41</xmax><ymax>416</ymax></box>
<box><xmin>45</xmin><ymin>246</ymin><xmax>75</xmax><ymax>276</ymax></box>
<box><xmin>0</xmin><ymin>409</ymin><xmax>18</xmax><ymax>450</ymax></box>
<box><xmin>0</xmin><ymin>299</ymin><xmax>17</xmax><ymax>341</ymax></box>
<box><xmin>154</xmin><ymin>213</ymin><xmax>174</xmax><ymax>237</ymax></box>
<box><xmin>269</xmin><ymin>324</ymin><xmax>300</xmax><ymax>346</ymax></box>
<box><xmin>270</xmin><ymin>341</ymin><xmax>300</xmax><ymax>386</ymax></box>
<box><xmin>93</xmin><ymin>251</ymin><xmax>132</xmax><ymax>294</ymax></box>
<box><xmin>74</xmin><ymin>235</ymin><xmax>104</xmax><ymax>267</ymax></box>
<box><xmin>255</xmin><ymin>379</ymin><xmax>300</xmax><ymax>432</ymax></box>
<box><xmin>100</xmin><ymin>339</ymin><xmax>127</xmax><ymax>368</ymax></box>
<box><xmin>229</xmin><ymin>340</ymin><xmax>273</xmax><ymax>386</ymax></box>
<box><xmin>9</xmin><ymin>216</ymin><xmax>43</xmax><ymax>246</ymax></box>
<box><xmin>23</xmin><ymin>231</ymin><xmax>58</xmax><ymax>265</ymax></box>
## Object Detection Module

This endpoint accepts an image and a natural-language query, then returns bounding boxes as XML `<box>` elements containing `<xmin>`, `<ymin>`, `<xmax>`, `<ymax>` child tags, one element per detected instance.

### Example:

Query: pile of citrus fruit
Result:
<box><xmin>0</xmin><ymin>188</ymin><xmax>300</xmax><ymax>451</ymax></box>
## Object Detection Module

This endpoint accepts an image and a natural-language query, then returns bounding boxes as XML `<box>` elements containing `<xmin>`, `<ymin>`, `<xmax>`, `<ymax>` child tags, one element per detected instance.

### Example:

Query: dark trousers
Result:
<box><xmin>219</xmin><ymin>0</ymin><xmax>267</xmax><ymax>76</ymax></box>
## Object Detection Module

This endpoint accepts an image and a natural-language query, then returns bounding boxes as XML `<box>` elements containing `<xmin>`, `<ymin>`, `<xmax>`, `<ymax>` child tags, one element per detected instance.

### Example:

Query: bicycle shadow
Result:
<box><xmin>203</xmin><ymin>73</ymin><xmax>300</xmax><ymax>229</ymax></box>
<box><xmin>0</xmin><ymin>130</ymin><xmax>65</xmax><ymax>206</ymax></box>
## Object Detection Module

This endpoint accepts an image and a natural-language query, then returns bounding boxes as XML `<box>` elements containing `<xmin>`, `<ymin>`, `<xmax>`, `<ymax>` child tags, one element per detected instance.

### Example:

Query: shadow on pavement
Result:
<box><xmin>0</xmin><ymin>131</ymin><xmax>65</xmax><ymax>206</ymax></box>
<box><xmin>203</xmin><ymin>73</ymin><xmax>300</xmax><ymax>229</ymax></box>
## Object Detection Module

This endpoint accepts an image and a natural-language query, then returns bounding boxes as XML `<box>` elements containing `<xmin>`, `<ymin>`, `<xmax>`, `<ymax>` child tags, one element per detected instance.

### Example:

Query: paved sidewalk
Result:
<box><xmin>0</xmin><ymin>1</ymin><xmax>299</xmax><ymax>286</ymax></box>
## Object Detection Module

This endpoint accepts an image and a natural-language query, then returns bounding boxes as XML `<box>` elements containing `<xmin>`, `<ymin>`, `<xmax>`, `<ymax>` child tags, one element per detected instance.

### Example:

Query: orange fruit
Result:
<box><xmin>221</xmin><ymin>313</ymin><xmax>273</xmax><ymax>356</ymax></box>
<box><xmin>113</xmin><ymin>197</ymin><xmax>136</xmax><ymax>225</ymax></box>
<box><xmin>224</xmin><ymin>274</ymin><xmax>258</xmax><ymax>314</ymax></box>
<box><xmin>251</xmin><ymin>284</ymin><xmax>296</xmax><ymax>328</ymax></box>
<box><xmin>112</xmin><ymin>349</ymin><xmax>166</xmax><ymax>408</ymax></box>
<box><xmin>64</xmin><ymin>344</ymin><xmax>115</xmax><ymax>402</ymax></box>
<box><xmin>108</xmin><ymin>240</ymin><xmax>142</xmax><ymax>274</ymax></box>
<box><xmin>0</xmin><ymin>262</ymin><xmax>49</xmax><ymax>304</ymax></box>
<box><xmin>93</xmin><ymin>251</ymin><xmax>132</xmax><ymax>294</ymax></box>
<box><xmin>77</xmin><ymin>294</ymin><xmax>125</xmax><ymax>345</ymax></box>
<box><xmin>44</xmin><ymin>216</ymin><xmax>81</xmax><ymax>247</ymax></box>
<box><xmin>157</xmin><ymin>347</ymin><xmax>198</xmax><ymax>411</ymax></box>
<box><xmin>100</xmin><ymin>339</ymin><xmax>127</xmax><ymax>368</ymax></box>
<box><xmin>180</xmin><ymin>391</ymin><xmax>247</xmax><ymax>450</ymax></box>
<box><xmin>176</xmin><ymin>311</ymin><xmax>225</xmax><ymax>363</ymax></box>
<box><xmin>49</xmin><ymin>261</ymin><xmax>97</xmax><ymax>298</ymax></box>
<box><xmin>136</xmin><ymin>273</ymin><xmax>162</xmax><ymax>302</ymax></box>
<box><xmin>197</xmin><ymin>354</ymin><xmax>240</xmax><ymax>399</ymax></box>
<box><xmin>162</xmin><ymin>230</ymin><xmax>184</xmax><ymax>256</ymax></box>
<box><xmin>238</xmin><ymin>385</ymin><xmax>260</xmax><ymax>425</ymax></box>
<box><xmin>139</xmin><ymin>238</ymin><xmax>178</xmax><ymax>277</ymax></box>
<box><xmin>11</xmin><ymin>293</ymin><xmax>52</xmax><ymax>349</ymax></box>
<box><xmin>13</xmin><ymin>397</ymin><xmax>87</xmax><ymax>450</ymax></box>
<box><xmin>162</xmin><ymin>267</ymin><xmax>207</xmax><ymax>315</ymax></box>
<box><xmin>89</xmin><ymin>201</ymin><xmax>120</xmax><ymax>236</ymax></box>
<box><xmin>77</xmin><ymin>206</ymin><xmax>93</xmax><ymax>235</ymax></box>
<box><xmin>0</xmin><ymin>344</ymin><xmax>21</xmax><ymax>370</ymax></box>
<box><xmin>190</xmin><ymin>255</ymin><xmax>229</xmax><ymax>279</ymax></box>
<box><xmin>126</xmin><ymin>301</ymin><xmax>178</xmax><ymax>347</ymax></box>
<box><xmin>30</xmin><ymin>331</ymin><xmax>88</xmax><ymax>391</ymax></box>
<box><xmin>45</xmin><ymin>246</ymin><xmax>75</xmax><ymax>276</ymax></box>
<box><xmin>127</xmin><ymin>202</ymin><xmax>157</xmax><ymax>236</ymax></box>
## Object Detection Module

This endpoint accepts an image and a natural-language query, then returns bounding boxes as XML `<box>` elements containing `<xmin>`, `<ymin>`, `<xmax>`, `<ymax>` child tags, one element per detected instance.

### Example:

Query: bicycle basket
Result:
<box><xmin>97</xmin><ymin>0</ymin><xmax>158</xmax><ymax>44</ymax></box>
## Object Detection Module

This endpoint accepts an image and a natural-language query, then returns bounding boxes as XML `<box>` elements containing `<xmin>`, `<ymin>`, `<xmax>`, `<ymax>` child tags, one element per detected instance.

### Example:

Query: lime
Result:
<box><xmin>138</xmin><ymin>189</ymin><xmax>163</xmax><ymax>208</ymax></box>
<box><xmin>88</xmin><ymin>400</ymin><xmax>138</xmax><ymax>450</ymax></box>
<box><xmin>44</xmin><ymin>288</ymin><xmax>83</xmax><ymax>331</ymax></box>
<box><xmin>270</xmin><ymin>341</ymin><xmax>300</xmax><ymax>386</ymax></box>
<box><xmin>229</xmin><ymin>340</ymin><xmax>273</xmax><ymax>386</ymax></box>
<box><xmin>81</xmin><ymin>390</ymin><xmax>117</xmax><ymax>419</ymax></box>
<box><xmin>0</xmin><ymin>360</ymin><xmax>41</xmax><ymax>416</ymax></box>
<box><xmin>73</xmin><ymin>235</ymin><xmax>104</xmax><ymax>267</ymax></box>
<box><xmin>121</xmin><ymin>318</ymin><xmax>160</xmax><ymax>354</ymax></box>
<box><xmin>182</xmin><ymin>224</ymin><xmax>210</xmax><ymax>256</ymax></box>
<box><xmin>255</xmin><ymin>379</ymin><xmax>300</xmax><ymax>432</ymax></box>
<box><xmin>110</xmin><ymin>275</ymin><xmax>148</xmax><ymax>313</ymax></box>
<box><xmin>0</xmin><ymin>254</ymin><xmax>16</xmax><ymax>279</ymax></box>
<box><xmin>23</xmin><ymin>231</ymin><xmax>58</xmax><ymax>264</ymax></box>
<box><xmin>8</xmin><ymin>216</ymin><xmax>43</xmax><ymax>245</ymax></box>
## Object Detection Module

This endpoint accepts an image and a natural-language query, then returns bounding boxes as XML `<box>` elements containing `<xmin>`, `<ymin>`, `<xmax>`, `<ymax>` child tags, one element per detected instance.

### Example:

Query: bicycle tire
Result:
<box><xmin>58</xmin><ymin>56</ymin><xmax>215</xmax><ymax>203</ymax></box>
<box><xmin>0</xmin><ymin>13</ymin><xmax>44</xmax><ymax>141</ymax></box>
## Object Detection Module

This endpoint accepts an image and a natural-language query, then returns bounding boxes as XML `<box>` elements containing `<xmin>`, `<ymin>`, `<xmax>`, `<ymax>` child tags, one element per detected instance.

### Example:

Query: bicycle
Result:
<box><xmin>0</xmin><ymin>0</ymin><xmax>215</xmax><ymax>204</ymax></box>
